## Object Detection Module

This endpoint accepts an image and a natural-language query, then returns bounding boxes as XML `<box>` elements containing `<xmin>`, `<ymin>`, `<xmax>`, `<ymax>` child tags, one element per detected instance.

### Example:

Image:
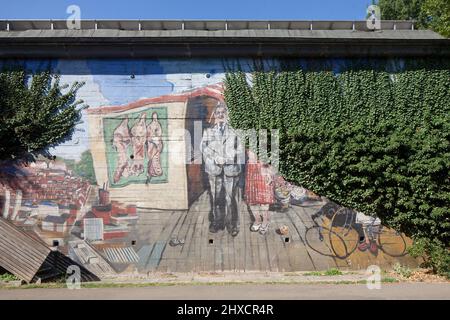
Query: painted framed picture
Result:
<box><xmin>103</xmin><ymin>107</ymin><xmax>168</xmax><ymax>187</ymax></box>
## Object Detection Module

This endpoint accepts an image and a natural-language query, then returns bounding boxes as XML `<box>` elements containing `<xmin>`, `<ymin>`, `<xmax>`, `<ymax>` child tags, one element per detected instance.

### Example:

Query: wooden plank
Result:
<box><xmin>0</xmin><ymin>248</ymin><xmax>37</xmax><ymax>280</ymax></box>
<box><xmin>0</xmin><ymin>231</ymin><xmax>46</xmax><ymax>267</ymax></box>
<box><xmin>153</xmin><ymin>211</ymin><xmax>184</xmax><ymax>271</ymax></box>
<box><xmin>291</xmin><ymin>205</ymin><xmax>349</xmax><ymax>269</ymax></box>
<box><xmin>204</xmin><ymin>224</ymin><xmax>216</xmax><ymax>271</ymax></box>
<box><xmin>281</xmin><ymin>210</ymin><xmax>318</xmax><ymax>270</ymax></box>
<box><xmin>269</xmin><ymin>212</ymin><xmax>294</xmax><ymax>272</ymax></box>
<box><xmin>137</xmin><ymin>210</ymin><xmax>183</xmax><ymax>272</ymax></box>
<box><xmin>234</xmin><ymin>207</ymin><xmax>246</xmax><ymax>272</ymax></box>
<box><xmin>220</xmin><ymin>225</ymin><xmax>231</xmax><ymax>271</ymax></box>
<box><xmin>137</xmin><ymin>244</ymin><xmax>154</xmax><ymax>270</ymax></box>
<box><xmin>227</xmin><ymin>229</ymin><xmax>236</xmax><ymax>271</ymax></box>
<box><xmin>177</xmin><ymin>220</ymin><xmax>199</xmax><ymax>272</ymax></box>
<box><xmin>213</xmin><ymin>231</ymin><xmax>225</xmax><ymax>271</ymax></box>
<box><xmin>248</xmin><ymin>213</ymin><xmax>261</xmax><ymax>271</ymax></box>
<box><xmin>263</xmin><ymin>234</ymin><xmax>274</xmax><ymax>271</ymax></box>
<box><xmin>264</xmin><ymin>212</ymin><xmax>280</xmax><ymax>272</ymax></box>
<box><xmin>245</xmin><ymin>204</ymin><xmax>263</xmax><ymax>271</ymax></box>
<box><xmin>157</xmin><ymin>210</ymin><xmax>189</xmax><ymax>272</ymax></box>
<box><xmin>190</xmin><ymin>205</ymin><xmax>206</xmax><ymax>272</ymax></box>
<box><xmin>0</xmin><ymin>217</ymin><xmax>51</xmax><ymax>282</ymax></box>
<box><xmin>238</xmin><ymin>197</ymin><xmax>253</xmax><ymax>272</ymax></box>
<box><xmin>197</xmin><ymin>213</ymin><xmax>207</xmax><ymax>271</ymax></box>
<box><xmin>242</xmin><ymin>202</ymin><xmax>253</xmax><ymax>271</ymax></box>
<box><xmin>187</xmin><ymin>191</ymin><xmax>210</xmax><ymax>272</ymax></box>
<box><xmin>268</xmin><ymin>213</ymin><xmax>299</xmax><ymax>270</ymax></box>
<box><xmin>0</xmin><ymin>222</ymin><xmax>50</xmax><ymax>256</ymax></box>
<box><xmin>246</xmin><ymin>205</ymin><xmax>273</xmax><ymax>272</ymax></box>
<box><xmin>263</xmin><ymin>213</ymin><xmax>284</xmax><ymax>272</ymax></box>
<box><xmin>253</xmin><ymin>219</ymin><xmax>270</xmax><ymax>271</ymax></box>
<box><xmin>0</xmin><ymin>241</ymin><xmax>40</xmax><ymax>274</ymax></box>
<box><xmin>286</xmin><ymin>208</ymin><xmax>336</xmax><ymax>270</ymax></box>
<box><xmin>174</xmin><ymin>194</ymin><xmax>205</xmax><ymax>272</ymax></box>
<box><xmin>184</xmin><ymin>214</ymin><xmax>202</xmax><ymax>272</ymax></box>
<box><xmin>146</xmin><ymin>241</ymin><xmax>166</xmax><ymax>269</ymax></box>
<box><xmin>0</xmin><ymin>222</ymin><xmax>50</xmax><ymax>261</ymax></box>
<box><xmin>136</xmin><ymin>210</ymin><xmax>169</xmax><ymax>246</ymax></box>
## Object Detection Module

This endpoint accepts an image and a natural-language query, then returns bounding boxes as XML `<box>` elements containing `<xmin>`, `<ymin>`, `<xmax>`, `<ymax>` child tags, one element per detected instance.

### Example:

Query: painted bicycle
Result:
<box><xmin>305</xmin><ymin>204</ymin><xmax>407</xmax><ymax>259</ymax></box>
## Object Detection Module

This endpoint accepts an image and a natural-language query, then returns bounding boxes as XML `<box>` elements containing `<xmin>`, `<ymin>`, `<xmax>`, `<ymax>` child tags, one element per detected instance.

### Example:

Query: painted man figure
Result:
<box><xmin>200</xmin><ymin>102</ymin><xmax>244</xmax><ymax>236</ymax></box>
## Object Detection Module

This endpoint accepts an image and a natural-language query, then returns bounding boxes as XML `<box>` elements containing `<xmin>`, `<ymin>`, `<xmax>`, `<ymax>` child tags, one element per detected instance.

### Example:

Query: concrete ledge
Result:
<box><xmin>1</xmin><ymin>29</ymin><xmax>445</xmax><ymax>39</ymax></box>
<box><xmin>0</xmin><ymin>29</ymin><xmax>448</xmax><ymax>58</ymax></box>
<box><xmin>0</xmin><ymin>40</ymin><xmax>448</xmax><ymax>58</ymax></box>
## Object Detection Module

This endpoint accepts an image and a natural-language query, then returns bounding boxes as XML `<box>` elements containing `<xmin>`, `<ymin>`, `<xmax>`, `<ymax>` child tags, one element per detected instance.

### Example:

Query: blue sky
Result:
<box><xmin>1</xmin><ymin>0</ymin><xmax>373</xmax><ymax>20</ymax></box>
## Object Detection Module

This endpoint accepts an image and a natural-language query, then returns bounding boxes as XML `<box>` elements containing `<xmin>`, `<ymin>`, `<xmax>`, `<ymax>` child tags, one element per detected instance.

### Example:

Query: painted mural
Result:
<box><xmin>104</xmin><ymin>107</ymin><xmax>168</xmax><ymax>187</ymax></box>
<box><xmin>0</xmin><ymin>59</ymin><xmax>418</xmax><ymax>277</ymax></box>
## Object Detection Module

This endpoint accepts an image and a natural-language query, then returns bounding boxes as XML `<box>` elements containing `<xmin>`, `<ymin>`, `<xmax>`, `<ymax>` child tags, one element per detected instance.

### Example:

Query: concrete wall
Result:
<box><xmin>0</xmin><ymin>58</ymin><xmax>418</xmax><ymax>275</ymax></box>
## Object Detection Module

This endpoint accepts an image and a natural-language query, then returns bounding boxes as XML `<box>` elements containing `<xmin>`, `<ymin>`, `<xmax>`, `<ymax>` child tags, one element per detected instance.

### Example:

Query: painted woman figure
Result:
<box><xmin>146</xmin><ymin>112</ymin><xmax>164</xmax><ymax>178</ymax></box>
<box><xmin>244</xmin><ymin>150</ymin><xmax>275</xmax><ymax>235</ymax></box>
<box><xmin>130</xmin><ymin>113</ymin><xmax>147</xmax><ymax>176</ymax></box>
<box><xmin>112</xmin><ymin>117</ymin><xmax>131</xmax><ymax>183</ymax></box>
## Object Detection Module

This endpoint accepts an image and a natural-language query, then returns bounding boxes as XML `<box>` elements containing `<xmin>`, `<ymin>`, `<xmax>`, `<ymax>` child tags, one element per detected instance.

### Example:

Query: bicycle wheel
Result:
<box><xmin>377</xmin><ymin>227</ymin><xmax>407</xmax><ymax>257</ymax></box>
<box><xmin>305</xmin><ymin>226</ymin><xmax>347</xmax><ymax>258</ymax></box>
<box><xmin>329</xmin><ymin>207</ymin><xmax>359</xmax><ymax>257</ymax></box>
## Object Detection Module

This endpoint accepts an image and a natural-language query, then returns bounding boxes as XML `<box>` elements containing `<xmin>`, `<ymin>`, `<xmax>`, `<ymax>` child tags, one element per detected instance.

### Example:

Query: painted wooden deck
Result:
<box><xmin>134</xmin><ymin>192</ymin><xmax>418</xmax><ymax>273</ymax></box>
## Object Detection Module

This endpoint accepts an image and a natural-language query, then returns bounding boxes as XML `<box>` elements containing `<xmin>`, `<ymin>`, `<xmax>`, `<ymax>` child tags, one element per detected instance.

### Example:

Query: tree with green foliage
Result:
<box><xmin>0</xmin><ymin>69</ymin><xmax>85</xmax><ymax>162</ymax></box>
<box><xmin>377</xmin><ymin>0</ymin><xmax>425</xmax><ymax>21</ymax></box>
<box><xmin>377</xmin><ymin>0</ymin><xmax>450</xmax><ymax>37</ymax></box>
<box><xmin>64</xmin><ymin>150</ymin><xmax>97</xmax><ymax>185</ymax></box>
<box><xmin>224</xmin><ymin>63</ymin><xmax>450</xmax><ymax>277</ymax></box>
<box><xmin>421</xmin><ymin>0</ymin><xmax>450</xmax><ymax>37</ymax></box>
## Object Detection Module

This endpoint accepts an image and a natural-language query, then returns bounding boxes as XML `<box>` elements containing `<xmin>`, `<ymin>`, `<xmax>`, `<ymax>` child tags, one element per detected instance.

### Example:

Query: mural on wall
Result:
<box><xmin>0</xmin><ymin>59</ymin><xmax>417</xmax><ymax>277</ymax></box>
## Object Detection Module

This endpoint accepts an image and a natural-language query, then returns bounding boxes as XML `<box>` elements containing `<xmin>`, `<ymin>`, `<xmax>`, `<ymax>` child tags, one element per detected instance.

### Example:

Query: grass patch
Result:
<box><xmin>0</xmin><ymin>273</ymin><xmax>19</xmax><ymax>282</ymax></box>
<box><xmin>303</xmin><ymin>271</ymin><xmax>324</xmax><ymax>276</ymax></box>
<box><xmin>160</xmin><ymin>273</ymin><xmax>178</xmax><ymax>278</ymax></box>
<box><xmin>393</xmin><ymin>263</ymin><xmax>413</xmax><ymax>278</ymax></box>
<box><xmin>382</xmin><ymin>277</ymin><xmax>399</xmax><ymax>283</ymax></box>
<box><xmin>324</xmin><ymin>268</ymin><xmax>343</xmax><ymax>276</ymax></box>
<box><xmin>303</xmin><ymin>268</ymin><xmax>343</xmax><ymax>276</ymax></box>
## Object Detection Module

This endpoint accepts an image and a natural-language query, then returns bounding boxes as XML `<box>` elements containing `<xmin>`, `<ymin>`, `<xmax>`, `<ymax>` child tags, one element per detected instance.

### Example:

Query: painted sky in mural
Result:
<box><xmin>49</xmin><ymin>59</ymin><xmax>236</xmax><ymax>160</ymax></box>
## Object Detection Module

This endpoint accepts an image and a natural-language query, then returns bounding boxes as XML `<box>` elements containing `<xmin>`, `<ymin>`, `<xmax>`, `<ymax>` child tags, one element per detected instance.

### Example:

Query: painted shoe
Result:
<box><xmin>259</xmin><ymin>224</ymin><xmax>269</xmax><ymax>235</ymax></box>
<box><xmin>169</xmin><ymin>238</ymin><xmax>179</xmax><ymax>247</ymax></box>
<box><xmin>369</xmin><ymin>241</ymin><xmax>378</xmax><ymax>255</ymax></box>
<box><xmin>358</xmin><ymin>242</ymin><xmax>369</xmax><ymax>252</ymax></box>
<box><xmin>169</xmin><ymin>238</ymin><xmax>185</xmax><ymax>246</ymax></box>
<box><xmin>231</xmin><ymin>228</ymin><xmax>239</xmax><ymax>237</ymax></box>
<box><xmin>250</xmin><ymin>223</ymin><xmax>261</xmax><ymax>232</ymax></box>
<box><xmin>209</xmin><ymin>223</ymin><xmax>219</xmax><ymax>233</ymax></box>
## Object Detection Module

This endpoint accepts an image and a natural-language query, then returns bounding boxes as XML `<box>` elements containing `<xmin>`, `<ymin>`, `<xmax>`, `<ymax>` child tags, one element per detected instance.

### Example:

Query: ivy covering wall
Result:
<box><xmin>224</xmin><ymin>63</ymin><xmax>449</xmax><ymax>274</ymax></box>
